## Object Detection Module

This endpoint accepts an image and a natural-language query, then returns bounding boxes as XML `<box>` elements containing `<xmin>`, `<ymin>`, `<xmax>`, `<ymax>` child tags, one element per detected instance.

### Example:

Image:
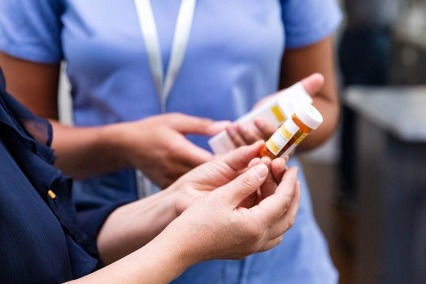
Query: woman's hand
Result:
<box><xmin>109</xmin><ymin>113</ymin><xmax>231</xmax><ymax>188</ymax></box>
<box><xmin>164</xmin><ymin>163</ymin><xmax>300</xmax><ymax>263</ymax></box>
<box><xmin>97</xmin><ymin>141</ymin><xmax>292</xmax><ymax>265</ymax></box>
<box><xmin>87</xmin><ymin>153</ymin><xmax>299</xmax><ymax>284</ymax></box>
<box><xmin>46</xmin><ymin>113</ymin><xmax>229</xmax><ymax>185</ymax></box>
<box><xmin>226</xmin><ymin>73</ymin><xmax>324</xmax><ymax>147</ymax></box>
<box><xmin>169</xmin><ymin>141</ymin><xmax>289</xmax><ymax>215</ymax></box>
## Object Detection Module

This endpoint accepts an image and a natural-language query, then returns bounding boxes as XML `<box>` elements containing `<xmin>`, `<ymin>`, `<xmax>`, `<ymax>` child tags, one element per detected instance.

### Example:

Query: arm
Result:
<box><xmin>228</xmin><ymin>37</ymin><xmax>339</xmax><ymax>151</ymax></box>
<box><xmin>226</xmin><ymin>73</ymin><xmax>326</xmax><ymax>149</ymax></box>
<box><xmin>69</xmin><ymin>145</ymin><xmax>300</xmax><ymax>283</ymax></box>
<box><xmin>96</xmin><ymin>141</ymin><xmax>284</xmax><ymax>263</ymax></box>
<box><xmin>280</xmin><ymin>36</ymin><xmax>339</xmax><ymax>151</ymax></box>
<box><xmin>0</xmin><ymin>52</ymin><xmax>229</xmax><ymax>187</ymax></box>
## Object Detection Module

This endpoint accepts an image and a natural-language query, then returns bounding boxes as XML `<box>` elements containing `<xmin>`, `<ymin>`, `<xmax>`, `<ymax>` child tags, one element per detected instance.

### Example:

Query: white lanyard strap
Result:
<box><xmin>134</xmin><ymin>0</ymin><xmax>196</xmax><ymax>112</ymax></box>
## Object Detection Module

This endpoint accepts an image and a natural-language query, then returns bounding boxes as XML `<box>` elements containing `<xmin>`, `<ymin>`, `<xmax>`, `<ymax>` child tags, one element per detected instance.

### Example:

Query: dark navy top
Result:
<box><xmin>0</xmin><ymin>70</ymin><xmax>109</xmax><ymax>282</ymax></box>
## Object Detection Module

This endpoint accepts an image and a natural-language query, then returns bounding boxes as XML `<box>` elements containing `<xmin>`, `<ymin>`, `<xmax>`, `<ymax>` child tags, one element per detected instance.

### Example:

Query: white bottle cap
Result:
<box><xmin>276</xmin><ymin>82</ymin><xmax>313</xmax><ymax>118</ymax></box>
<box><xmin>294</xmin><ymin>104</ymin><xmax>323</xmax><ymax>129</ymax></box>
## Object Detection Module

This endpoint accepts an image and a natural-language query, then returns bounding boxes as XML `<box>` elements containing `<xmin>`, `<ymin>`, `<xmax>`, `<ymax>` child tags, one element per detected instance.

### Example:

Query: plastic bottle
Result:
<box><xmin>208</xmin><ymin>82</ymin><xmax>313</xmax><ymax>155</ymax></box>
<box><xmin>260</xmin><ymin>103</ymin><xmax>323</xmax><ymax>159</ymax></box>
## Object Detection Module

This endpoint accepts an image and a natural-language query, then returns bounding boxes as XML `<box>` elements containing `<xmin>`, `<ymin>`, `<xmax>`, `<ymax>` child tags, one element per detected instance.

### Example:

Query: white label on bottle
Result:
<box><xmin>281</xmin><ymin>132</ymin><xmax>308</xmax><ymax>157</ymax></box>
<box><xmin>265</xmin><ymin>119</ymin><xmax>299</xmax><ymax>155</ymax></box>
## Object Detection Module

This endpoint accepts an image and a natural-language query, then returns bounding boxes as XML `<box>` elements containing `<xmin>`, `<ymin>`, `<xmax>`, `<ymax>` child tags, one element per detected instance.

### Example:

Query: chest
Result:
<box><xmin>61</xmin><ymin>0</ymin><xmax>285</xmax><ymax>69</ymax></box>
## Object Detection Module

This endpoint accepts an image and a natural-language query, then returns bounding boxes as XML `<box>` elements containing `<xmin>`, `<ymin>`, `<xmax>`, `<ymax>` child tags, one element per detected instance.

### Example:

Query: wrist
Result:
<box><xmin>98</xmin><ymin>122</ymin><xmax>135</xmax><ymax>169</ymax></box>
<box><xmin>156</xmin><ymin>216</ymin><xmax>203</xmax><ymax>269</ymax></box>
<box><xmin>166</xmin><ymin>178</ymin><xmax>196</xmax><ymax>217</ymax></box>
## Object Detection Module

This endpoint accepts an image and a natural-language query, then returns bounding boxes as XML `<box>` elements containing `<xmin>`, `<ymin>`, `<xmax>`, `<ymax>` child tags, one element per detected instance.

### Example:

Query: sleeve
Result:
<box><xmin>281</xmin><ymin>0</ymin><xmax>343</xmax><ymax>48</ymax></box>
<box><xmin>76</xmin><ymin>201</ymin><xmax>130</xmax><ymax>261</ymax></box>
<box><xmin>0</xmin><ymin>0</ymin><xmax>64</xmax><ymax>63</ymax></box>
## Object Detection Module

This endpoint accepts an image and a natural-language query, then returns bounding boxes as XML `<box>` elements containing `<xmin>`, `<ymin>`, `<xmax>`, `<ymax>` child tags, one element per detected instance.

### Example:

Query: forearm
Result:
<box><xmin>0</xmin><ymin>53</ymin><xmax>132</xmax><ymax>178</ymax></box>
<box><xmin>69</xmin><ymin>144</ymin><xmax>300</xmax><ymax>283</ymax></box>
<box><xmin>96</xmin><ymin>189</ymin><xmax>179</xmax><ymax>264</ymax></box>
<box><xmin>301</xmin><ymin>91</ymin><xmax>339</xmax><ymax>151</ymax></box>
<box><xmin>280</xmin><ymin>36</ymin><xmax>339</xmax><ymax>152</ymax></box>
<box><xmin>51</xmin><ymin>120</ymin><xmax>131</xmax><ymax>179</ymax></box>
<box><xmin>68</xmin><ymin>232</ymin><xmax>192</xmax><ymax>284</ymax></box>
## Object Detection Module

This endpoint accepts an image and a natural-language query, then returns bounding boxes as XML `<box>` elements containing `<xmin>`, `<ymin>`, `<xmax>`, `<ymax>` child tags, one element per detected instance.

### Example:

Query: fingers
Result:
<box><xmin>175</xmin><ymin>139</ymin><xmax>215</xmax><ymax>168</ymax></box>
<box><xmin>170</xmin><ymin>113</ymin><xmax>230</xmax><ymax>135</ymax></box>
<box><xmin>258</xmin><ymin>156</ymin><xmax>277</xmax><ymax>199</ymax></box>
<box><xmin>253</xmin><ymin>118</ymin><xmax>276</xmax><ymax>140</ymax></box>
<box><xmin>244</xmin><ymin>156</ymin><xmax>289</xmax><ymax>203</ymax></box>
<box><xmin>300</xmin><ymin>73</ymin><xmax>324</xmax><ymax>96</ymax></box>
<box><xmin>216</xmin><ymin>163</ymin><xmax>268</xmax><ymax>207</ymax></box>
<box><xmin>227</xmin><ymin>118</ymin><xmax>276</xmax><ymax>147</ymax></box>
<box><xmin>270</xmin><ymin>156</ymin><xmax>288</xmax><ymax>183</ymax></box>
<box><xmin>243</xmin><ymin>181</ymin><xmax>300</xmax><ymax>254</ymax></box>
<box><xmin>207</xmin><ymin>121</ymin><xmax>233</xmax><ymax>135</ymax></box>
<box><xmin>218</xmin><ymin>140</ymin><xmax>264</xmax><ymax>171</ymax></box>
<box><xmin>243</xmin><ymin>156</ymin><xmax>289</xmax><ymax>200</ymax></box>
<box><xmin>256</xmin><ymin>167</ymin><xmax>299</xmax><ymax>221</ymax></box>
<box><xmin>247</xmin><ymin>157</ymin><xmax>262</xmax><ymax>169</ymax></box>
<box><xmin>226</xmin><ymin>125</ymin><xmax>248</xmax><ymax>148</ymax></box>
<box><xmin>266</xmin><ymin>181</ymin><xmax>300</xmax><ymax>240</ymax></box>
<box><xmin>257</xmin><ymin>236</ymin><xmax>283</xmax><ymax>253</ymax></box>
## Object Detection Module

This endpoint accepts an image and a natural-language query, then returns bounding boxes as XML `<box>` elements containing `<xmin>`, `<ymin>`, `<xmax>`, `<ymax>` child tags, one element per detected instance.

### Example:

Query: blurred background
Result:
<box><xmin>300</xmin><ymin>0</ymin><xmax>426</xmax><ymax>283</ymax></box>
<box><xmin>58</xmin><ymin>1</ymin><xmax>426</xmax><ymax>283</ymax></box>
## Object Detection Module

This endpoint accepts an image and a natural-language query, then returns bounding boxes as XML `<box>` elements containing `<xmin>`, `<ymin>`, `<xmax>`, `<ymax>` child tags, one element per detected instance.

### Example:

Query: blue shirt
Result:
<box><xmin>0</xmin><ymin>1</ymin><xmax>342</xmax><ymax>283</ymax></box>
<box><xmin>0</xmin><ymin>71</ymin><xmax>98</xmax><ymax>282</ymax></box>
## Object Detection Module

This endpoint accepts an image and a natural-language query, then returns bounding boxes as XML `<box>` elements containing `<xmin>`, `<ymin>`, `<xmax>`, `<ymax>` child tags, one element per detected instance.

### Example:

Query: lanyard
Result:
<box><xmin>134</xmin><ymin>0</ymin><xmax>196</xmax><ymax>112</ymax></box>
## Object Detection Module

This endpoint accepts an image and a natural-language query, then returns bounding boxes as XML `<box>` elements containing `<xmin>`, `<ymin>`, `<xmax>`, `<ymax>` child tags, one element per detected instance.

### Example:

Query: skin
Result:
<box><xmin>65</xmin><ymin>142</ymin><xmax>300</xmax><ymax>283</ymax></box>
<box><xmin>0</xmin><ymin>52</ymin><xmax>230</xmax><ymax>187</ymax></box>
<box><xmin>280</xmin><ymin>36</ymin><xmax>339</xmax><ymax>150</ymax></box>
<box><xmin>0</xmin><ymin>36</ymin><xmax>337</xmax><ymax>186</ymax></box>
<box><xmin>227</xmin><ymin>36</ymin><xmax>340</xmax><ymax>153</ymax></box>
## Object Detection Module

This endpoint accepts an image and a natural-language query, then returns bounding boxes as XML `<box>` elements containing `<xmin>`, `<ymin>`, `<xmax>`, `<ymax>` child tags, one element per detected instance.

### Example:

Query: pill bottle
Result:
<box><xmin>260</xmin><ymin>103</ymin><xmax>323</xmax><ymax>159</ymax></box>
<box><xmin>208</xmin><ymin>82</ymin><xmax>312</xmax><ymax>155</ymax></box>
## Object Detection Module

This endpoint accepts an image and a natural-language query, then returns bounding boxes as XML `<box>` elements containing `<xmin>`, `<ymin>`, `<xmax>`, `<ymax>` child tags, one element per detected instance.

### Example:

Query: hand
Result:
<box><xmin>169</xmin><ymin>141</ymin><xmax>289</xmax><ymax>215</ymax></box>
<box><xmin>91</xmin><ymin>163</ymin><xmax>299</xmax><ymax>284</ymax></box>
<box><xmin>114</xmin><ymin>113</ymin><xmax>230</xmax><ymax>188</ymax></box>
<box><xmin>163</xmin><ymin>162</ymin><xmax>300</xmax><ymax>263</ymax></box>
<box><xmin>226</xmin><ymin>73</ymin><xmax>324</xmax><ymax>147</ymax></box>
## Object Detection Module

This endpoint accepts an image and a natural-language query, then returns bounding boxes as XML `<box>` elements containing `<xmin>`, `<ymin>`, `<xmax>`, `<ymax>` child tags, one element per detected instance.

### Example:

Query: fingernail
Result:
<box><xmin>237</xmin><ymin>123</ymin><xmax>246</xmax><ymax>134</ymax></box>
<box><xmin>260</xmin><ymin>156</ymin><xmax>271</xmax><ymax>165</ymax></box>
<box><xmin>255</xmin><ymin>119</ymin><xmax>264</xmax><ymax>128</ymax></box>
<box><xmin>293</xmin><ymin>166</ymin><xmax>299</xmax><ymax>176</ymax></box>
<box><xmin>226</xmin><ymin>127</ymin><xmax>236</xmax><ymax>138</ymax></box>
<box><xmin>283</xmin><ymin>155</ymin><xmax>290</xmax><ymax>163</ymax></box>
<box><xmin>253</xmin><ymin>164</ymin><xmax>267</xmax><ymax>179</ymax></box>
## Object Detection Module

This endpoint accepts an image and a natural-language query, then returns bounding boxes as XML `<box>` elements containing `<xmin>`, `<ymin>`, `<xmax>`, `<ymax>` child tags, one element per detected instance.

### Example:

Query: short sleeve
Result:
<box><xmin>0</xmin><ymin>0</ymin><xmax>64</xmax><ymax>63</ymax></box>
<box><xmin>281</xmin><ymin>0</ymin><xmax>343</xmax><ymax>48</ymax></box>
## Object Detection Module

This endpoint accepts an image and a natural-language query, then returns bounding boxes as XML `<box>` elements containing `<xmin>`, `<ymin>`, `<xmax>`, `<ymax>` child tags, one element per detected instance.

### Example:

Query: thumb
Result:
<box><xmin>300</xmin><ymin>73</ymin><xmax>324</xmax><ymax>96</ymax></box>
<box><xmin>216</xmin><ymin>163</ymin><xmax>268</xmax><ymax>207</ymax></box>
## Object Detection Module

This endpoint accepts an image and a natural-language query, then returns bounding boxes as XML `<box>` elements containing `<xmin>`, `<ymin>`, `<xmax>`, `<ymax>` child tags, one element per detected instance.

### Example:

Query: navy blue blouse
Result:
<box><xmin>0</xmin><ymin>70</ymin><xmax>99</xmax><ymax>282</ymax></box>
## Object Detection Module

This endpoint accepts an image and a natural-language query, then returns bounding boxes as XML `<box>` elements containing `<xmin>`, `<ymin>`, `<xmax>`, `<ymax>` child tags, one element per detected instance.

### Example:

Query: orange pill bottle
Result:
<box><xmin>260</xmin><ymin>104</ymin><xmax>323</xmax><ymax>159</ymax></box>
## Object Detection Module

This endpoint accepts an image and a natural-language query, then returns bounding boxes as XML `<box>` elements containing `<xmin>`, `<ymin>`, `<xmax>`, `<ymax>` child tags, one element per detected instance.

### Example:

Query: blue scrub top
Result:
<box><xmin>0</xmin><ymin>1</ymin><xmax>342</xmax><ymax>283</ymax></box>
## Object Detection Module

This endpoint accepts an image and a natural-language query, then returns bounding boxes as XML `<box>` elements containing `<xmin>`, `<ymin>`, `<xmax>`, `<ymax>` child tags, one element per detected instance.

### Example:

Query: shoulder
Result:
<box><xmin>0</xmin><ymin>0</ymin><xmax>65</xmax><ymax>63</ymax></box>
<box><xmin>280</xmin><ymin>0</ymin><xmax>343</xmax><ymax>48</ymax></box>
